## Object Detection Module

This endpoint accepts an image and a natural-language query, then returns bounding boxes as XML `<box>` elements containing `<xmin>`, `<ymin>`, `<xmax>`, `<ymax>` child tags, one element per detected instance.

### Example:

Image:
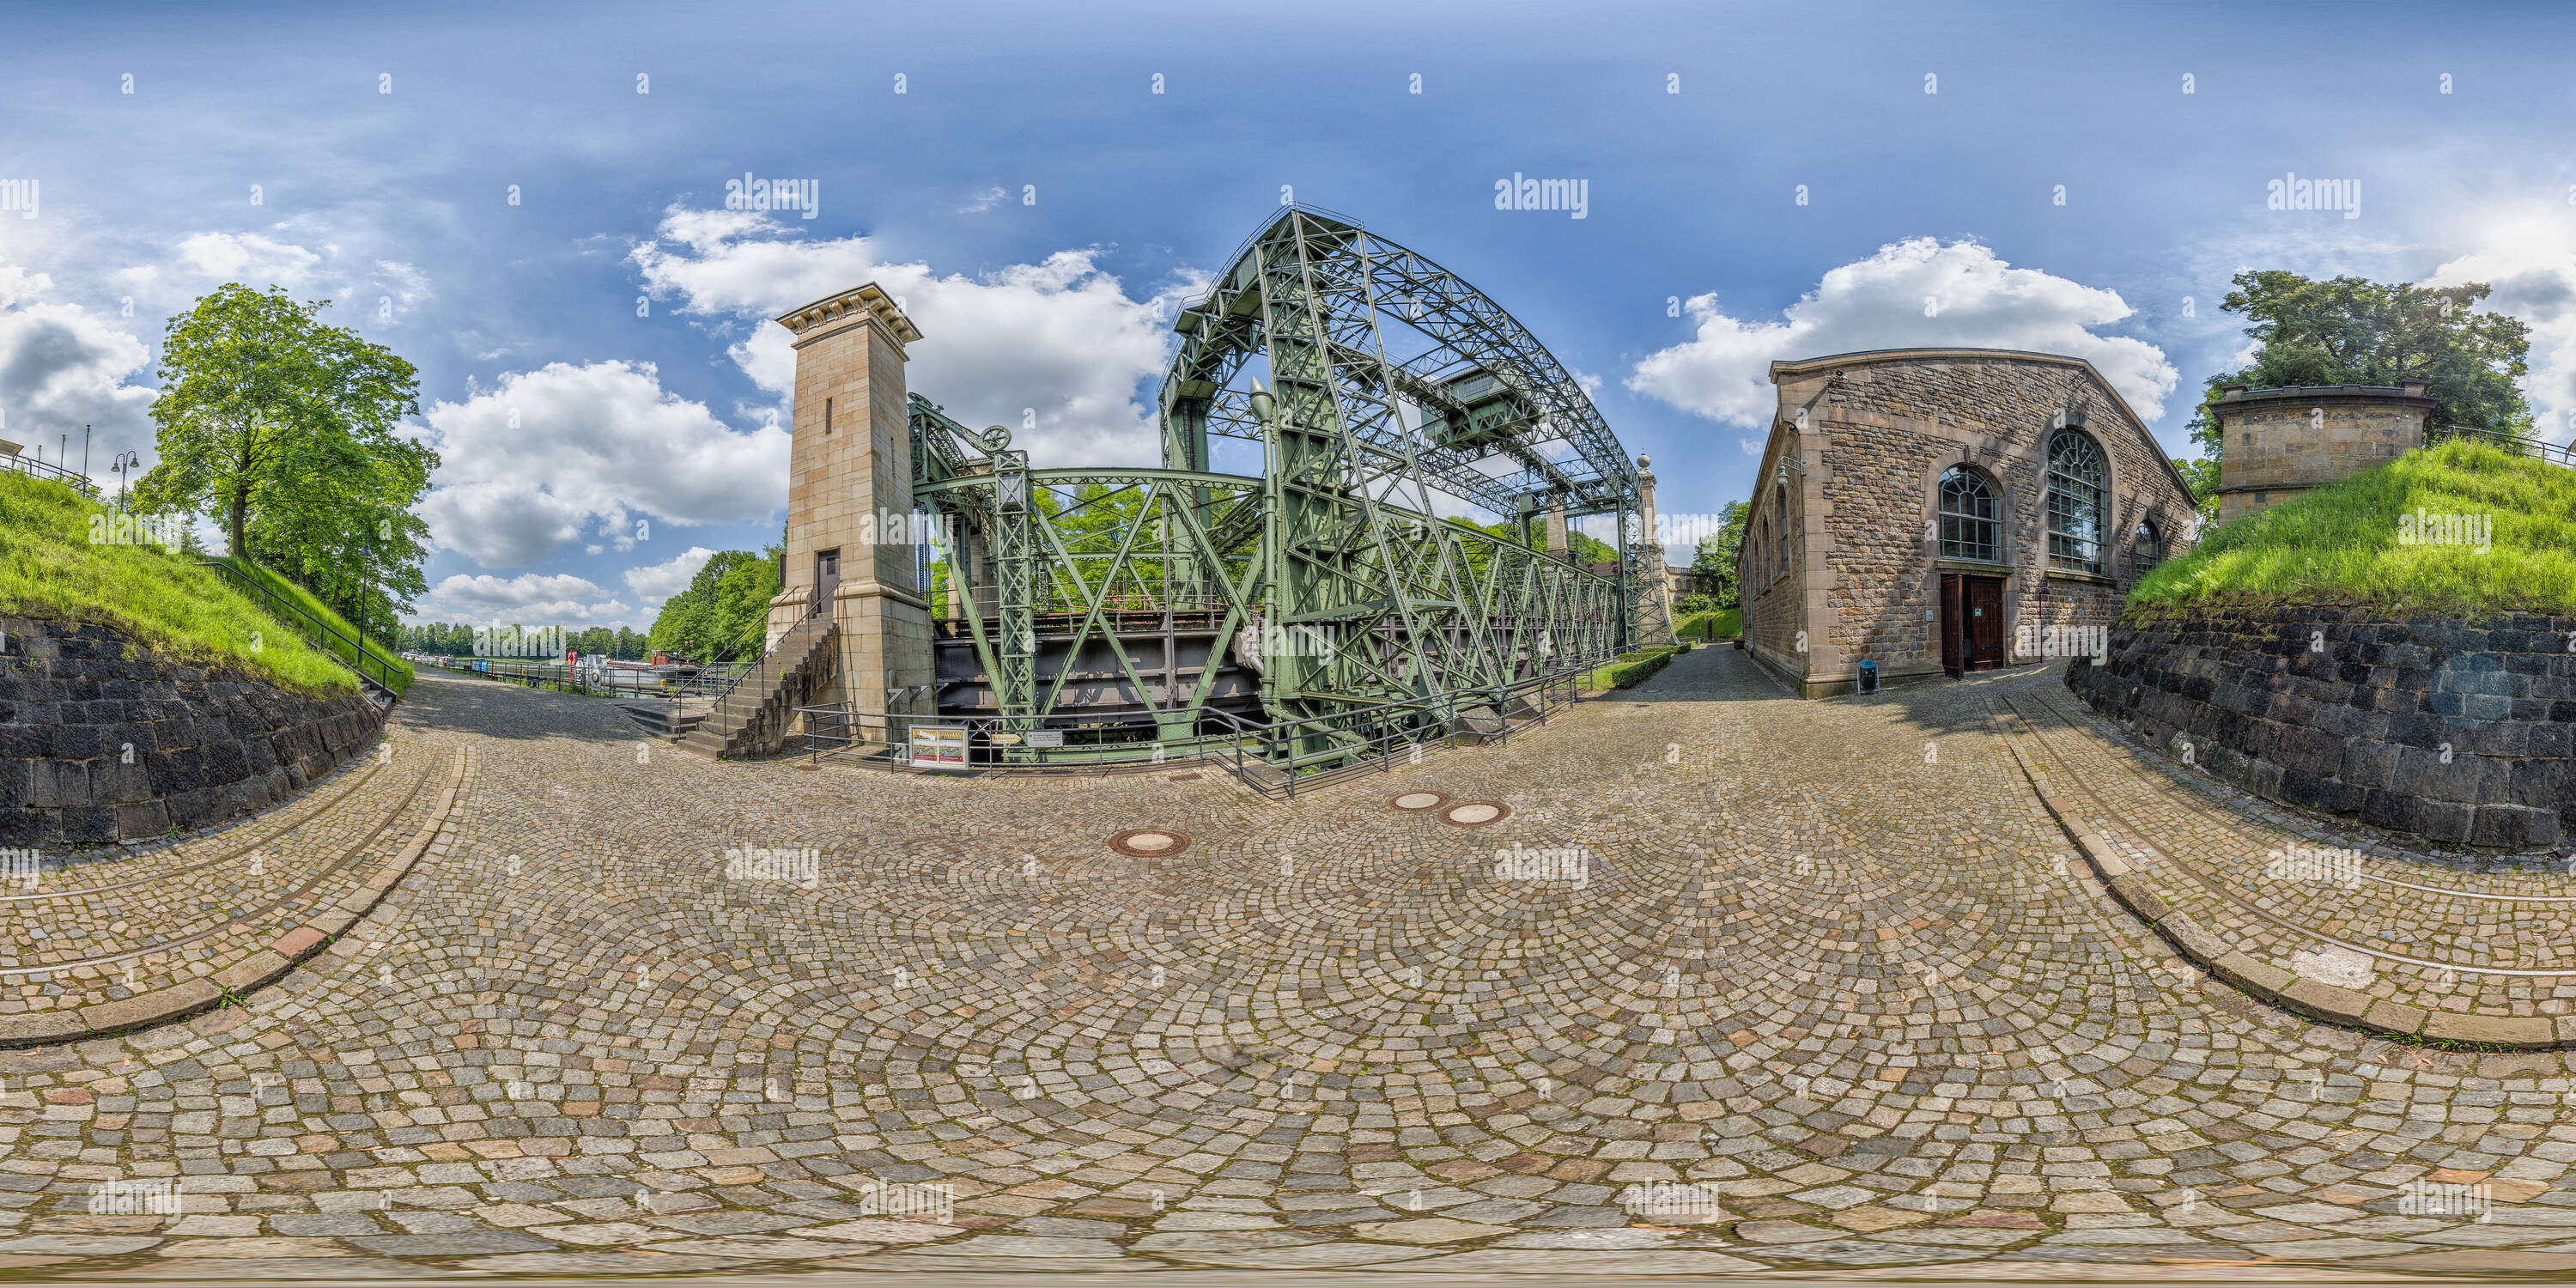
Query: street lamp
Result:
<box><xmin>108</xmin><ymin>451</ymin><xmax>143</xmax><ymax>507</ymax></box>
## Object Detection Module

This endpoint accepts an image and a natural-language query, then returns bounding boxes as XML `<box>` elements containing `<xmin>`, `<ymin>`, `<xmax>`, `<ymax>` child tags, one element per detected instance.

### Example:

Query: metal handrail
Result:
<box><xmin>2429</xmin><ymin>423</ymin><xmax>2576</xmax><ymax>471</ymax></box>
<box><xmin>799</xmin><ymin>654</ymin><xmax>1612</xmax><ymax>797</ymax></box>
<box><xmin>0</xmin><ymin>452</ymin><xmax>100</xmax><ymax>498</ymax></box>
<box><xmin>196</xmin><ymin>560</ymin><xmax>401</xmax><ymax>702</ymax></box>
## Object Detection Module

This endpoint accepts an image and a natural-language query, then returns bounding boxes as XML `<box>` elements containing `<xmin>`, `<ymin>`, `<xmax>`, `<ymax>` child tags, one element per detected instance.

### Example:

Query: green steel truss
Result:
<box><xmin>909</xmin><ymin>206</ymin><xmax>1649</xmax><ymax>769</ymax></box>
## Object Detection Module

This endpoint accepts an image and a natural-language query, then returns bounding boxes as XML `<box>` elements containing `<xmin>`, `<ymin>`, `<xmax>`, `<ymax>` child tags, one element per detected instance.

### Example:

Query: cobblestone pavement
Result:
<box><xmin>9</xmin><ymin>653</ymin><xmax>2576</xmax><ymax>1281</ymax></box>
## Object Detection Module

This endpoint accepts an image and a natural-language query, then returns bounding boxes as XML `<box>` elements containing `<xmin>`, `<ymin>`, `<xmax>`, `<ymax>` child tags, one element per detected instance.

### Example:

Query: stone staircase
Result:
<box><xmin>677</xmin><ymin>612</ymin><xmax>837</xmax><ymax>760</ymax></box>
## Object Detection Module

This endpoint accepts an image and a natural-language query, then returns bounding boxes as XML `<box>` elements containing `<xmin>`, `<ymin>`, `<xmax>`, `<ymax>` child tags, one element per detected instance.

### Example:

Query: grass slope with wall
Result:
<box><xmin>1</xmin><ymin>471</ymin><xmax>389</xmax><ymax>847</ymax></box>
<box><xmin>2070</xmin><ymin>440</ymin><xmax>2576</xmax><ymax>849</ymax></box>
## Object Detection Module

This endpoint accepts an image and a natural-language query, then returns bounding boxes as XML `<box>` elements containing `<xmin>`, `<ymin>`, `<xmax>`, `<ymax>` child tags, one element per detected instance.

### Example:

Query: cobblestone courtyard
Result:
<box><xmin>9</xmin><ymin>647</ymin><xmax>2576</xmax><ymax>1281</ymax></box>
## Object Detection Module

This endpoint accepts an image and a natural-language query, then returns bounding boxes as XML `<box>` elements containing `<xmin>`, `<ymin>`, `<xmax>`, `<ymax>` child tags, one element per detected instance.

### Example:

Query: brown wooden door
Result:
<box><xmin>1966</xmin><ymin>576</ymin><xmax>2005</xmax><ymax>671</ymax></box>
<box><xmin>1940</xmin><ymin>574</ymin><xmax>1965</xmax><ymax>677</ymax></box>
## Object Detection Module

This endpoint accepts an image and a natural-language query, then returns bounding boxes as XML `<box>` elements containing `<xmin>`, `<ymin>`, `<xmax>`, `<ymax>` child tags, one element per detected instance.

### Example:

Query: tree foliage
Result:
<box><xmin>1687</xmin><ymin>500</ymin><xmax>1749</xmax><ymax>609</ymax></box>
<box><xmin>136</xmin><ymin>284</ymin><xmax>434</xmax><ymax>636</ymax></box>
<box><xmin>647</xmin><ymin>548</ymin><xmax>781</xmax><ymax>662</ymax></box>
<box><xmin>2187</xmin><ymin>270</ymin><xmax>2533</xmax><ymax>465</ymax></box>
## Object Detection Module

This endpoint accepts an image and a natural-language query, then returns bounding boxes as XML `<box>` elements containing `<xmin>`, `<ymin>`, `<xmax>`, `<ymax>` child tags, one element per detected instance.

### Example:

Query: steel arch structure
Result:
<box><xmin>915</xmin><ymin>205</ymin><xmax>1658</xmax><ymax>774</ymax></box>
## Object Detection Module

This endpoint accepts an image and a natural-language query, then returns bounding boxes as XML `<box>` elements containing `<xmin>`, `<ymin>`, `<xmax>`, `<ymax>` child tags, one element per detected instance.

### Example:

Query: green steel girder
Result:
<box><xmin>904</xmin><ymin>207</ymin><xmax>1648</xmax><ymax>775</ymax></box>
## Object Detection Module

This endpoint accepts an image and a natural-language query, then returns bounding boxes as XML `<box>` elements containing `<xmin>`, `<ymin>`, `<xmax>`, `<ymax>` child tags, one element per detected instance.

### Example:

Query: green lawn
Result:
<box><xmin>1674</xmin><ymin>607</ymin><xmax>1741</xmax><ymax>641</ymax></box>
<box><xmin>0</xmin><ymin>470</ymin><xmax>353</xmax><ymax>693</ymax></box>
<box><xmin>214</xmin><ymin>556</ymin><xmax>414</xmax><ymax>695</ymax></box>
<box><xmin>2130</xmin><ymin>439</ymin><xmax>2576</xmax><ymax>618</ymax></box>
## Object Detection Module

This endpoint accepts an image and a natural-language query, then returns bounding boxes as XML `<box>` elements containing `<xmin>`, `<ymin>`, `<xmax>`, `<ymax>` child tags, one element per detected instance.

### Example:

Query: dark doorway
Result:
<box><xmin>816</xmin><ymin>549</ymin><xmax>841</xmax><ymax>611</ymax></box>
<box><xmin>1940</xmin><ymin>573</ymin><xmax>2006</xmax><ymax>677</ymax></box>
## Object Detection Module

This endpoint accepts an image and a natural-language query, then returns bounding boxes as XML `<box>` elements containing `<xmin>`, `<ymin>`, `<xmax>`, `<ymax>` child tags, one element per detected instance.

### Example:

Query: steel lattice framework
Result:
<box><xmin>915</xmin><ymin>205</ymin><xmax>1654</xmax><ymax>770</ymax></box>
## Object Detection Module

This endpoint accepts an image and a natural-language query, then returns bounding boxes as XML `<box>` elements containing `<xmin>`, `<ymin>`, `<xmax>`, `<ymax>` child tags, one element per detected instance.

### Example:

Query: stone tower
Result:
<box><xmin>2210</xmin><ymin>381</ymin><xmax>2434</xmax><ymax>524</ymax></box>
<box><xmin>766</xmin><ymin>284</ymin><xmax>938</xmax><ymax>729</ymax></box>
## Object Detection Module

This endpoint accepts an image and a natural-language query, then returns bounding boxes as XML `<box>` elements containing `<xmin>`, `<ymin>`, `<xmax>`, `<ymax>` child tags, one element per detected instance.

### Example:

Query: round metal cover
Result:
<box><xmin>1387</xmin><ymin>791</ymin><xmax>1448</xmax><ymax>812</ymax></box>
<box><xmin>1438</xmin><ymin>801</ymin><xmax>1510</xmax><ymax>827</ymax></box>
<box><xmin>1109</xmin><ymin>828</ymin><xmax>1191</xmax><ymax>858</ymax></box>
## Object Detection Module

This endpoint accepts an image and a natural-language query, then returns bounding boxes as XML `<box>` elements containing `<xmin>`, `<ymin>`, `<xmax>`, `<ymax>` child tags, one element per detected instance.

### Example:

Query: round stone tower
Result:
<box><xmin>2209</xmin><ymin>380</ymin><xmax>2436</xmax><ymax>525</ymax></box>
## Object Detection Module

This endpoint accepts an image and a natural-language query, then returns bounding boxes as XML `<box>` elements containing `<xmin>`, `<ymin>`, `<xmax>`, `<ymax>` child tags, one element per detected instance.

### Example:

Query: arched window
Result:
<box><xmin>1772</xmin><ymin>483</ymin><xmax>1790</xmax><ymax>576</ymax></box>
<box><xmin>2132</xmin><ymin>516</ymin><xmax>2163</xmax><ymax>576</ymax></box>
<box><xmin>2046</xmin><ymin>429</ymin><xmax>2106</xmax><ymax>574</ymax></box>
<box><xmin>1936</xmin><ymin>465</ymin><xmax>2000</xmax><ymax>562</ymax></box>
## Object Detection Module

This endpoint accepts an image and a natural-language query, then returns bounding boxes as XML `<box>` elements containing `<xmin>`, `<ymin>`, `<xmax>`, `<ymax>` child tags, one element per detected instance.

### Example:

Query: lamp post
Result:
<box><xmin>108</xmin><ymin>451</ymin><xmax>142</xmax><ymax>507</ymax></box>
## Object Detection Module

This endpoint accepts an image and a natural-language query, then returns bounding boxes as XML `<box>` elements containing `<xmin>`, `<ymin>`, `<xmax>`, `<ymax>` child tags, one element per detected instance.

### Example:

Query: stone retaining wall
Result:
<box><xmin>2067</xmin><ymin>606</ymin><xmax>2575</xmax><ymax>849</ymax></box>
<box><xmin>0</xmin><ymin>617</ymin><xmax>384</xmax><ymax>847</ymax></box>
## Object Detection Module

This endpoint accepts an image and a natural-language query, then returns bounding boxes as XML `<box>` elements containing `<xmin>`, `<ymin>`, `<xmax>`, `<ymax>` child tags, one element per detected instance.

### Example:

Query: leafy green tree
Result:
<box><xmin>1688</xmin><ymin>500</ymin><xmax>1748</xmax><ymax>609</ymax></box>
<box><xmin>137</xmin><ymin>284</ymin><xmax>430</xmax><ymax>562</ymax></box>
<box><xmin>647</xmin><ymin>548</ymin><xmax>781</xmax><ymax>662</ymax></box>
<box><xmin>2187</xmin><ymin>270</ymin><xmax>2533</xmax><ymax>467</ymax></box>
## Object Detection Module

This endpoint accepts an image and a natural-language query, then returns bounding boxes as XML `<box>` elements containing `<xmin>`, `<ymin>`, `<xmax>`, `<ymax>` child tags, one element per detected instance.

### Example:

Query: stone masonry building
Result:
<box><xmin>1740</xmin><ymin>349</ymin><xmax>2202</xmax><ymax>698</ymax></box>
<box><xmin>2207</xmin><ymin>380</ymin><xmax>2434</xmax><ymax>524</ymax></box>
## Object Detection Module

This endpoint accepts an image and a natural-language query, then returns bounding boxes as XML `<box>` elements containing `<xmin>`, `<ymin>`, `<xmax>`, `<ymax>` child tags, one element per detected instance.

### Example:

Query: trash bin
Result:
<box><xmin>1857</xmin><ymin>659</ymin><xmax>1879</xmax><ymax>695</ymax></box>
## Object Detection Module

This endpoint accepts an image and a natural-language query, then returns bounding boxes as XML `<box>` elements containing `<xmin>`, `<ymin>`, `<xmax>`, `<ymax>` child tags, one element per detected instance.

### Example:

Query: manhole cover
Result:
<box><xmin>1109</xmin><ymin>829</ymin><xmax>1190</xmax><ymax>857</ymax></box>
<box><xmin>1439</xmin><ymin>801</ymin><xmax>1510</xmax><ymax>827</ymax></box>
<box><xmin>1388</xmin><ymin>791</ymin><xmax>1448</xmax><ymax>812</ymax></box>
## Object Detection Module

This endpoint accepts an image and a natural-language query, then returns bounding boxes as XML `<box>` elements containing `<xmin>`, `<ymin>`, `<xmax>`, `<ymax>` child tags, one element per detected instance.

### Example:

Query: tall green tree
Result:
<box><xmin>1689</xmin><ymin>500</ymin><xmax>1749</xmax><ymax>609</ymax></box>
<box><xmin>137</xmin><ymin>284</ymin><xmax>432</xmax><ymax>564</ymax></box>
<box><xmin>647</xmin><ymin>547</ymin><xmax>781</xmax><ymax>662</ymax></box>
<box><xmin>2187</xmin><ymin>270</ymin><xmax>2532</xmax><ymax>465</ymax></box>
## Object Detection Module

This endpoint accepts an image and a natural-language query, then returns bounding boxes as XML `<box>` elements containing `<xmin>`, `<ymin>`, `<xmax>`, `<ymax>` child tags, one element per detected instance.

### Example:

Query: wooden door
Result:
<box><xmin>1966</xmin><ymin>576</ymin><xmax>2005</xmax><ymax>671</ymax></box>
<box><xmin>1939</xmin><ymin>574</ymin><xmax>1965</xmax><ymax>678</ymax></box>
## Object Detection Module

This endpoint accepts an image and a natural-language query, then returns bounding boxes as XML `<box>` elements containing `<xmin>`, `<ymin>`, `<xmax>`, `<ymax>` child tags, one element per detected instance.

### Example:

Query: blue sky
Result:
<box><xmin>8</xmin><ymin>0</ymin><xmax>2574</xmax><ymax>629</ymax></box>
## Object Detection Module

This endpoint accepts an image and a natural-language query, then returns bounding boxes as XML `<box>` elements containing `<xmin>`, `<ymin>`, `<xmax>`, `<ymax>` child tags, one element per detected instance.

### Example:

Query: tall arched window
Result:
<box><xmin>1772</xmin><ymin>483</ymin><xmax>1789</xmax><ymax>576</ymax></box>
<box><xmin>1936</xmin><ymin>465</ymin><xmax>2000</xmax><ymax>562</ymax></box>
<box><xmin>2132</xmin><ymin>516</ymin><xmax>2163</xmax><ymax>576</ymax></box>
<box><xmin>2046</xmin><ymin>429</ymin><xmax>2106</xmax><ymax>574</ymax></box>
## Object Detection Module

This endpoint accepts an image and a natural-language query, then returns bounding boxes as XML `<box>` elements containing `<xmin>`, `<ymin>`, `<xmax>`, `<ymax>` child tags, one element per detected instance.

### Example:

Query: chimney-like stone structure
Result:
<box><xmin>2211</xmin><ymin>380</ymin><xmax>2435</xmax><ymax>524</ymax></box>
<box><xmin>1632</xmin><ymin>454</ymin><xmax>1678</xmax><ymax>645</ymax></box>
<box><xmin>1544</xmin><ymin>489</ymin><xmax>1570</xmax><ymax>560</ymax></box>
<box><xmin>767</xmin><ymin>284</ymin><xmax>937</xmax><ymax>727</ymax></box>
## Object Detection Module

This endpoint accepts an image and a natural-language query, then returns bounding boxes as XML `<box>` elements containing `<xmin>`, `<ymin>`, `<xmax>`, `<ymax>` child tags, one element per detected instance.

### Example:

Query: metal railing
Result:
<box><xmin>2430</xmin><ymin>423</ymin><xmax>2576</xmax><ymax>471</ymax></box>
<box><xmin>408</xmin><ymin>654</ymin><xmax>707</xmax><ymax>700</ymax></box>
<box><xmin>0</xmin><ymin>452</ymin><xmax>100</xmax><ymax>498</ymax></box>
<box><xmin>793</xmin><ymin>658</ymin><xmax>1605</xmax><ymax>798</ymax></box>
<box><xmin>197</xmin><ymin>560</ymin><xmax>402</xmax><ymax>702</ymax></box>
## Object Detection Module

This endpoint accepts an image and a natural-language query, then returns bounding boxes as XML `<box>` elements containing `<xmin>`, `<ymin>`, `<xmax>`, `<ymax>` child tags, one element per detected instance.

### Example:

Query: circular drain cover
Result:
<box><xmin>1439</xmin><ymin>801</ymin><xmax>1510</xmax><ymax>827</ymax></box>
<box><xmin>1388</xmin><ymin>791</ymin><xmax>1448</xmax><ymax>812</ymax></box>
<box><xmin>1109</xmin><ymin>829</ymin><xmax>1190</xmax><ymax>857</ymax></box>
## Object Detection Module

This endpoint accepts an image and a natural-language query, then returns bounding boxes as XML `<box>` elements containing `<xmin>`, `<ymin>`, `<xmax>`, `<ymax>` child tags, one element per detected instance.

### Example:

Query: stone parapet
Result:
<box><xmin>2067</xmin><ymin>605</ymin><xmax>2575</xmax><ymax>849</ymax></box>
<box><xmin>0</xmin><ymin>617</ymin><xmax>385</xmax><ymax>847</ymax></box>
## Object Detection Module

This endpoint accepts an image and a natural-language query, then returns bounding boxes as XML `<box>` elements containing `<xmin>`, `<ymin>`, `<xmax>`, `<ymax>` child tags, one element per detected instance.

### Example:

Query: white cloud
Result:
<box><xmin>416</xmin><ymin>361</ymin><xmax>790</xmax><ymax>568</ymax></box>
<box><xmin>629</xmin><ymin>207</ymin><xmax>1193</xmax><ymax>466</ymax></box>
<box><xmin>2426</xmin><ymin>215</ymin><xmax>2576</xmax><ymax>446</ymax></box>
<box><xmin>622</xmin><ymin>545</ymin><xmax>716</xmax><ymax>605</ymax></box>
<box><xmin>1627</xmin><ymin>237</ymin><xmax>2178</xmax><ymax>428</ymax></box>
<box><xmin>416</xmin><ymin>571</ymin><xmax>634</xmax><ymax>627</ymax></box>
<box><xmin>0</xmin><ymin>259</ymin><xmax>157</xmax><ymax>462</ymax></box>
<box><xmin>959</xmin><ymin>186</ymin><xmax>1005</xmax><ymax>215</ymax></box>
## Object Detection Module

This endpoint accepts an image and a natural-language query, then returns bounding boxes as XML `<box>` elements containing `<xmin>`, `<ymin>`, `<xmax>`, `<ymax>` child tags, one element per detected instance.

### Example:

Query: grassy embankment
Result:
<box><xmin>0</xmin><ymin>469</ymin><xmax>391</xmax><ymax>694</ymax></box>
<box><xmin>2130</xmin><ymin>438</ymin><xmax>2576</xmax><ymax>618</ymax></box>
